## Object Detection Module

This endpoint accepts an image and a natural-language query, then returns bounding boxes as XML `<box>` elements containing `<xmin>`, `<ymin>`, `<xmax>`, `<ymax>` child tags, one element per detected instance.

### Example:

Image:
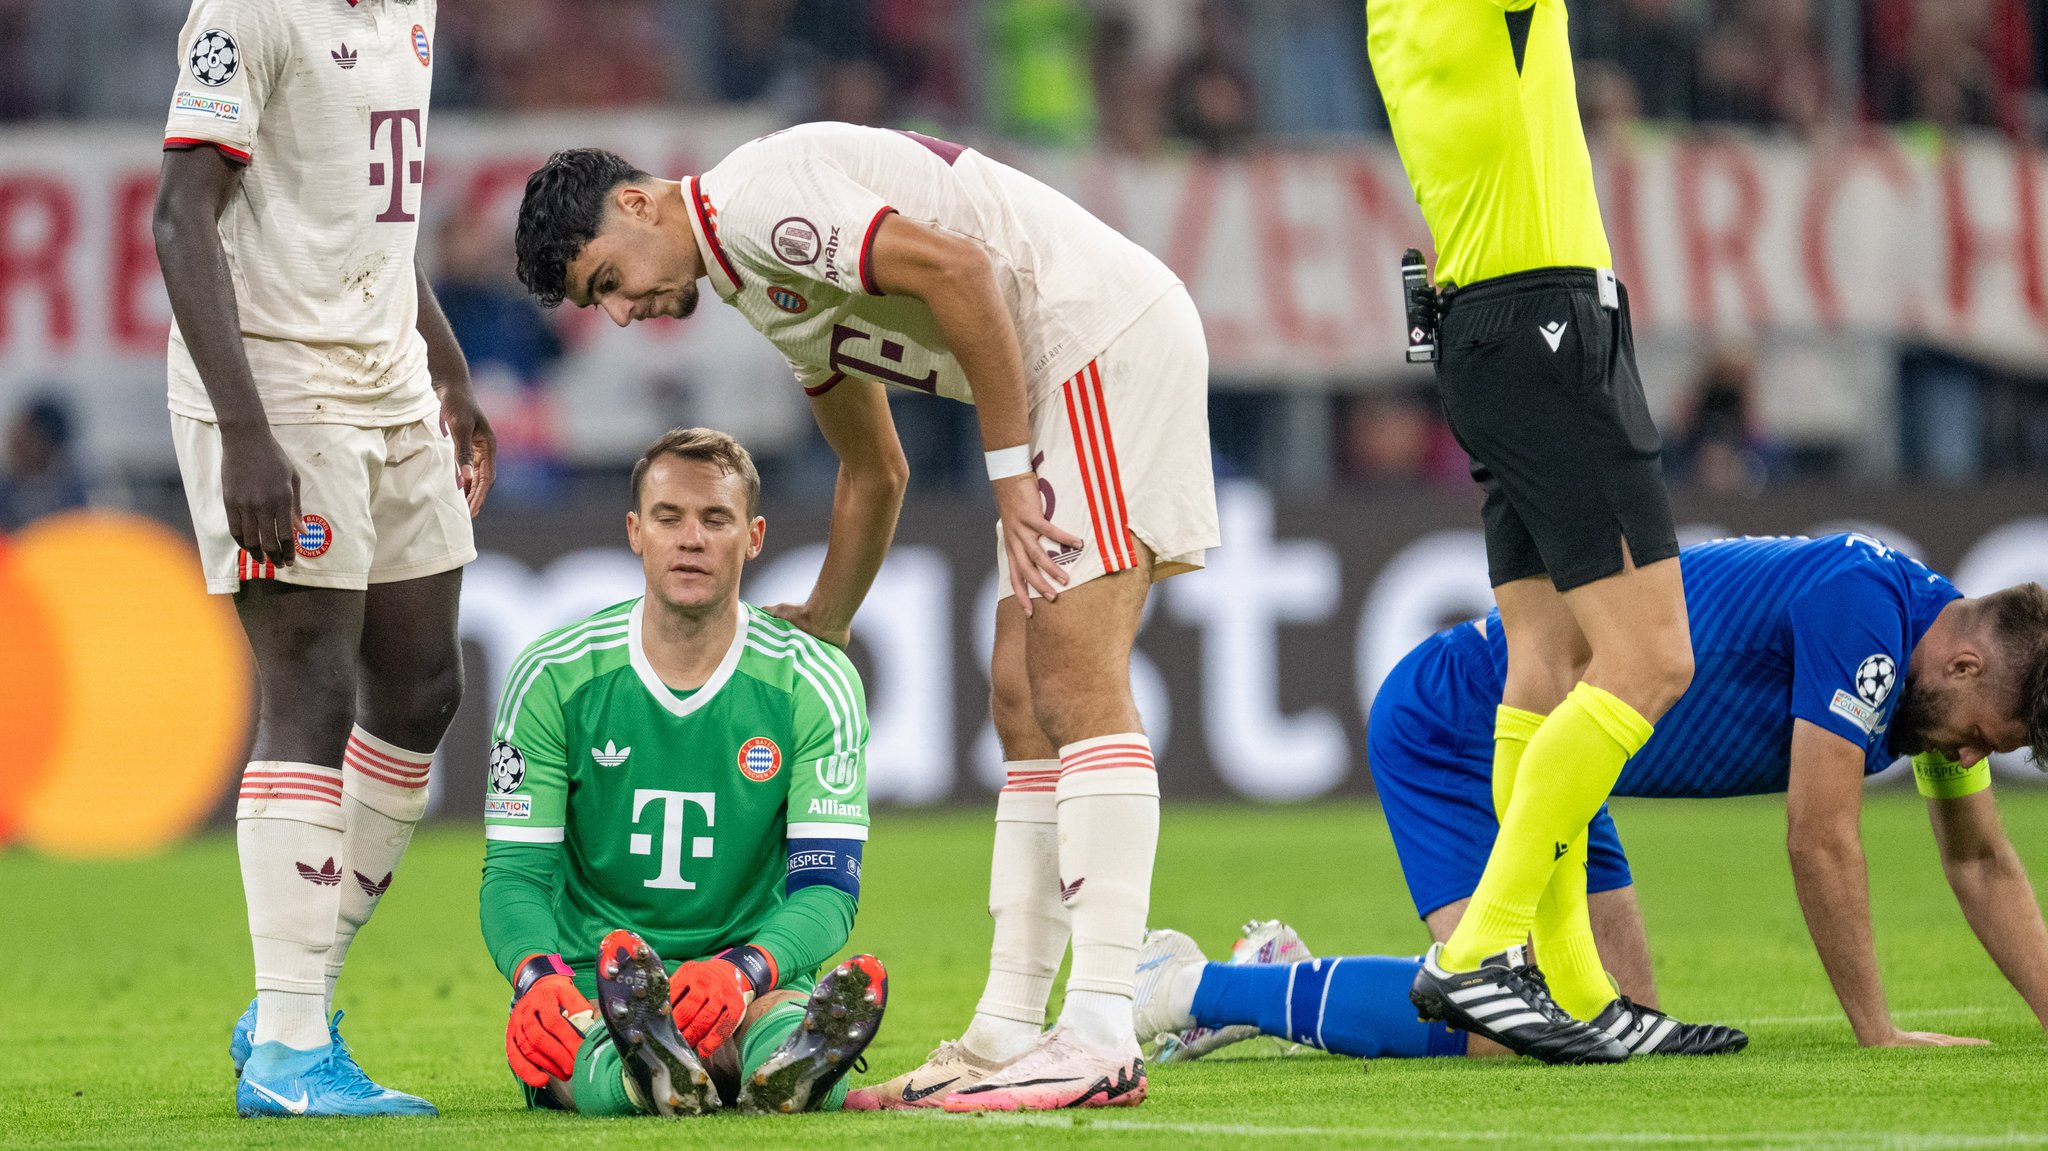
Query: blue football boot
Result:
<box><xmin>230</xmin><ymin>998</ymin><xmax>257</xmax><ymax>1077</ymax></box>
<box><xmin>234</xmin><ymin>1014</ymin><xmax>438</xmax><ymax>1117</ymax></box>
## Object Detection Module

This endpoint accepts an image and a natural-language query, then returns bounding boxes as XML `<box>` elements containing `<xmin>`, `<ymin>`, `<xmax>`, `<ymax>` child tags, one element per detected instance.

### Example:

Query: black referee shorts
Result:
<box><xmin>1434</xmin><ymin>266</ymin><xmax>1677</xmax><ymax>592</ymax></box>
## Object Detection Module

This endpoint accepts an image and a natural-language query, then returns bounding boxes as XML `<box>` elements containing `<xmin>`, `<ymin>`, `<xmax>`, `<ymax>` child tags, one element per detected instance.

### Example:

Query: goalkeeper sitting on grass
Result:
<box><xmin>479</xmin><ymin>428</ymin><xmax>884</xmax><ymax>1116</ymax></box>
<box><xmin>1140</xmin><ymin>534</ymin><xmax>2048</xmax><ymax>1062</ymax></box>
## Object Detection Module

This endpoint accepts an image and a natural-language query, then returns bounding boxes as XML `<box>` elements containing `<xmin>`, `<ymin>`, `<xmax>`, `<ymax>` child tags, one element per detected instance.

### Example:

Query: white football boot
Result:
<box><xmin>1146</xmin><ymin>919</ymin><xmax>1314</xmax><ymax>1063</ymax></box>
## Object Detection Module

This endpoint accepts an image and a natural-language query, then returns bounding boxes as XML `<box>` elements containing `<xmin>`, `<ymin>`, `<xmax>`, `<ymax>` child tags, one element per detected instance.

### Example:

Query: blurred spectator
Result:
<box><xmin>1866</xmin><ymin>0</ymin><xmax>2031</xmax><ymax>136</ymax></box>
<box><xmin>1668</xmin><ymin>344</ymin><xmax>1775</xmax><ymax>497</ymax></box>
<box><xmin>24</xmin><ymin>0</ymin><xmax>187</xmax><ymax>120</ymax></box>
<box><xmin>1092</xmin><ymin>10</ymin><xmax>1167</xmax><ymax>155</ymax></box>
<box><xmin>871</xmin><ymin>0</ymin><xmax>974</xmax><ymax>129</ymax></box>
<box><xmin>1164</xmin><ymin>0</ymin><xmax>1257</xmax><ymax>153</ymax></box>
<box><xmin>1333</xmin><ymin>388</ymin><xmax>1467</xmax><ymax>490</ymax></box>
<box><xmin>988</xmin><ymin>0</ymin><xmax>1096</xmax><ymax>146</ymax></box>
<box><xmin>1576</xmin><ymin>0</ymin><xmax>1699</xmax><ymax>122</ymax></box>
<box><xmin>438</xmin><ymin>0</ymin><xmax>677</xmax><ymax>111</ymax></box>
<box><xmin>432</xmin><ymin>215</ymin><xmax>566</xmax><ymax>502</ymax></box>
<box><xmin>1694</xmin><ymin>0</ymin><xmax>1829</xmax><ymax>132</ymax></box>
<box><xmin>1248</xmin><ymin>0</ymin><xmax>1372</xmax><ymax>137</ymax></box>
<box><xmin>0</xmin><ymin>394</ymin><xmax>88</xmax><ymax>531</ymax></box>
<box><xmin>1578</xmin><ymin>59</ymin><xmax>1644</xmax><ymax>146</ymax></box>
<box><xmin>814</xmin><ymin>57</ymin><xmax>895</xmax><ymax>126</ymax></box>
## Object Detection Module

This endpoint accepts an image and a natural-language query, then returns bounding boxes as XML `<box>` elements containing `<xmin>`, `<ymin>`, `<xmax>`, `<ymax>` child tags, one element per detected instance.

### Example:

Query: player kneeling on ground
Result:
<box><xmin>1138</xmin><ymin>535</ymin><xmax>2048</xmax><ymax>1063</ymax></box>
<box><xmin>480</xmin><ymin>429</ymin><xmax>885</xmax><ymax>1115</ymax></box>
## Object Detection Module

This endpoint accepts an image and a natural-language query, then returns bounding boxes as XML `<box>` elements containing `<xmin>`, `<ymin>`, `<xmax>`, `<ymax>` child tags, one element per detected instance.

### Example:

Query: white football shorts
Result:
<box><xmin>173</xmin><ymin>414</ymin><xmax>476</xmax><ymax>594</ymax></box>
<box><xmin>998</xmin><ymin>284</ymin><xmax>1218</xmax><ymax>600</ymax></box>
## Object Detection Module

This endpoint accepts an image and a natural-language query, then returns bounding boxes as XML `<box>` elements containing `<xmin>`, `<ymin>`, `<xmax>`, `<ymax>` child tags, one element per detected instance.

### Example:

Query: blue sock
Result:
<box><xmin>1190</xmin><ymin>956</ymin><xmax>1468</xmax><ymax>1059</ymax></box>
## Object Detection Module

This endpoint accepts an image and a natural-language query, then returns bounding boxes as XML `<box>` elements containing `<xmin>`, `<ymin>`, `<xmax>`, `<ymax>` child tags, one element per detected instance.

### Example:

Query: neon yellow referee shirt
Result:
<box><xmin>1366</xmin><ymin>0</ymin><xmax>1612</xmax><ymax>288</ymax></box>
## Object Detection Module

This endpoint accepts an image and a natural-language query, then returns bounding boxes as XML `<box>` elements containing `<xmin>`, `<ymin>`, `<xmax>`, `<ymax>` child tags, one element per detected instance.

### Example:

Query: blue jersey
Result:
<box><xmin>1462</xmin><ymin>534</ymin><xmax>1960</xmax><ymax>797</ymax></box>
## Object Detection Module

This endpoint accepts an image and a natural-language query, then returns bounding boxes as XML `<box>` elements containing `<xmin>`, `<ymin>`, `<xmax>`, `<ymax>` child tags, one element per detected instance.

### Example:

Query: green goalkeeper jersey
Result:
<box><xmin>481</xmin><ymin>597</ymin><xmax>869</xmax><ymax>978</ymax></box>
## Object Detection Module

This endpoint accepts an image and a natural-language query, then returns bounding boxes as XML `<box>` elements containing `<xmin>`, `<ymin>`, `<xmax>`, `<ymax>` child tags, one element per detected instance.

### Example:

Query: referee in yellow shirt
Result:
<box><xmin>1369</xmin><ymin>0</ymin><xmax>1698</xmax><ymax>1063</ymax></box>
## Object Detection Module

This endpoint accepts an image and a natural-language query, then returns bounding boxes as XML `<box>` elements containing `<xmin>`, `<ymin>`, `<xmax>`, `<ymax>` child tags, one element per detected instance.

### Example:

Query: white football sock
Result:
<box><xmin>326</xmin><ymin>727</ymin><xmax>433</xmax><ymax>1006</ymax></box>
<box><xmin>1053</xmin><ymin>734</ymin><xmax>1159</xmax><ymax>1051</ymax></box>
<box><xmin>962</xmin><ymin>761</ymin><xmax>1068</xmax><ymax>1063</ymax></box>
<box><xmin>237</xmin><ymin>761</ymin><xmax>347</xmax><ymax>1050</ymax></box>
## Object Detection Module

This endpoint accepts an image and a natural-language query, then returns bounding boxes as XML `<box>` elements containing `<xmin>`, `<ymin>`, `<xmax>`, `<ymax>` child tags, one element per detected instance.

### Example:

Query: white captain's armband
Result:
<box><xmin>1912</xmin><ymin>752</ymin><xmax>1990</xmax><ymax>800</ymax></box>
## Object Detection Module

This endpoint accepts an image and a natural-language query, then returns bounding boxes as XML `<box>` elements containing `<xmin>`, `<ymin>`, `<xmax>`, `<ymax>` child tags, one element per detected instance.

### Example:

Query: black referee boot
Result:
<box><xmin>1410</xmin><ymin>942</ymin><xmax>1630</xmax><ymax>1064</ymax></box>
<box><xmin>596</xmin><ymin>929</ymin><xmax>721</xmax><ymax>1116</ymax></box>
<box><xmin>1589</xmin><ymin>997</ymin><xmax>1748</xmax><ymax>1056</ymax></box>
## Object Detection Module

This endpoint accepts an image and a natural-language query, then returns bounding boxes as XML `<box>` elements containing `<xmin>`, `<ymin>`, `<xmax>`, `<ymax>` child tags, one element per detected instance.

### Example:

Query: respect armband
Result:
<box><xmin>1912</xmin><ymin>752</ymin><xmax>1991</xmax><ymax>800</ymax></box>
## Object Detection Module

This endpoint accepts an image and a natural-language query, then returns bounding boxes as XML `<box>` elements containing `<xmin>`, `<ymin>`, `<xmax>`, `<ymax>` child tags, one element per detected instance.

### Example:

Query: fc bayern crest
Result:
<box><xmin>188</xmin><ymin>28</ymin><xmax>239</xmax><ymax>86</ymax></box>
<box><xmin>1855</xmin><ymin>654</ymin><xmax>1897</xmax><ymax>706</ymax></box>
<box><xmin>767</xmin><ymin>286</ymin><xmax>808</xmax><ymax>314</ymax></box>
<box><xmin>488</xmin><ymin>740</ymin><xmax>526</xmax><ymax>793</ymax></box>
<box><xmin>411</xmin><ymin>24</ymin><xmax>431</xmax><ymax>66</ymax></box>
<box><xmin>294</xmin><ymin>514</ymin><xmax>333</xmax><ymax>559</ymax></box>
<box><xmin>738</xmin><ymin>736</ymin><xmax>782</xmax><ymax>782</ymax></box>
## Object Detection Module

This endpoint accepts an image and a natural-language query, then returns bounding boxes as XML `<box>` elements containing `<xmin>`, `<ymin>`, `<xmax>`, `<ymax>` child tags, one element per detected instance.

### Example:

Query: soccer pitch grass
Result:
<box><xmin>6</xmin><ymin>795</ymin><xmax>2048</xmax><ymax>1150</ymax></box>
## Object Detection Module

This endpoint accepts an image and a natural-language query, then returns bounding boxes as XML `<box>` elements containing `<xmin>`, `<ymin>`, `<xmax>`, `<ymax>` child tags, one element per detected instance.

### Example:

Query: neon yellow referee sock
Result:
<box><xmin>1442</xmin><ymin>683</ymin><xmax>1651</xmax><ymax>972</ymax></box>
<box><xmin>1532</xmin><ymin>830</ymin><xmax>1615</xmax><ymax>1019</ymax></box>
<box><xmin>1491</xmin><ymin>705</ymin><xmax>1546</xmax><ymax>820</ymax></box>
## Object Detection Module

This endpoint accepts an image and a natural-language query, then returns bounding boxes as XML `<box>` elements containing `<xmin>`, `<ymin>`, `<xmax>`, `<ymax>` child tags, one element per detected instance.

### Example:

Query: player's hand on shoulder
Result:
<box><xmin>1867</xmin><ymin>1027</ymin><xmax>1991</xmax><ymax>1048</ymax></box>
<box><xmin>994</xmin><ymin>471</ymin><xmax>1083</xmax><ymax>609</ymax></box>
<box><xmin>668</xmin><ymin>957</ymin><xmax>750</xmax><ymax>1058</ymax></box>
<box><xmin>765</xmin><ymin>602</ymin><xmax>850</xmax><ymax>648</ymax></box>
<box><xmin>436</xmin><ymin>381</ymin><xmax>496</xmax><ymax>517</ymax></box>
<box><xmin>506</xmin><ymin>969</ymin><xmax>594</xmax><ymax>1086</ymax></box>
<box><xmin>219</xmin><ymin>424</ymin><xmax>300</xmax><ymax>568</ymax></box>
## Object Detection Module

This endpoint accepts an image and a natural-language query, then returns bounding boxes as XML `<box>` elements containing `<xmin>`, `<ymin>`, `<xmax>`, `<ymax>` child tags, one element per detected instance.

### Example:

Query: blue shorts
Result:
<box><xmin>1368</xmin><ymin>621</ymin><xmax>1633</xmax><ymax>920</ymax></box>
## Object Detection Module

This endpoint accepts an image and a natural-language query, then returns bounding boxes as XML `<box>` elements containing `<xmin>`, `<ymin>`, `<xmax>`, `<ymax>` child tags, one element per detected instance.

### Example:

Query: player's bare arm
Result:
<box><xmin>1787</xmin><ymin>719</ymin><xmax>1987</xmax><ymax>1047</ymax></box>
<box><xmin>1928</xmin><ymin>788</ymin><xmax>2048</xmax><ymax>1033</ymax></box>
<box><xmin>865</xmin><ymin>213</ymin><xmax>1083</xmax><ymax>609</ymax></box>
<box><xmin>766</xmin><ymin>377</ymin><xmax>907</xmax><ymax>648</ymax></box>
<box><xmin>154</xmin><ymin>145</ymin><xmax>298</xmax><ymax>568</ymax></box>
<box><xmin>413</xmin><ymin>262</ymin><xmax>496</xmax><ymax>516</ymax></box>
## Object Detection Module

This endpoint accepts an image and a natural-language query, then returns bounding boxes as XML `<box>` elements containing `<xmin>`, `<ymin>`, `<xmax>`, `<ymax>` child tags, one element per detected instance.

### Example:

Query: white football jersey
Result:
<box><xmin>162</xmin><ymin>0</ymin><xmax>439</xmax><ymax>427</ymax></box>
<box><xmin>687</xmin><ymin>122</ymin><xmax>1182</xmax><ymax>406</ymax></box>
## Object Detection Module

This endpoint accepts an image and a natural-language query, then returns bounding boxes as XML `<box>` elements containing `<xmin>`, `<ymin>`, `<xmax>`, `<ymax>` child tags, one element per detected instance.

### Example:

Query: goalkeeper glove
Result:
<box><xmin>506</xmin><ymin>953</ymin><xmax>591</xmax><ymax>1087</ymax></box>
<box><xmin>669</xmin><ymin>945</ymin><xmax>776</xmax><ymax>1057</ymax></box>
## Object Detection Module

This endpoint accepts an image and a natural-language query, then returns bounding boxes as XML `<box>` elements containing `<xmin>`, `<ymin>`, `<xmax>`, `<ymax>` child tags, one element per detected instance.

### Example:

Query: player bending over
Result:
<box><xmin>1138</xmin><ymin>535</ymin><xmax>2048</xmax><ymax>1061</ymax></box>
<box><xmin>515</xmin><ymin>123</ymin><xmax>1219</xmax><ymax>1110</ymax></box>
<box><xmin>157</xmin><ymin>0</ymin><xmax>495</xmax><ymax>1118</ymax></box>
<box><xmin>481</xmin><ymin>429</ymin><xmax>884</xmax><ymax>1116</ymax></box>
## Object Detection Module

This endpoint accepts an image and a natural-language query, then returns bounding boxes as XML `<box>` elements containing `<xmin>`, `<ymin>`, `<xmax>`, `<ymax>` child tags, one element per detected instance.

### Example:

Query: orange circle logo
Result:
<box><xmin>737</xmin><ymin>736</ymin><xmax>781</xmax><ymax>782</ymax></box>
<box><xmin>0</xmin><ymin>512</ymin><xmax>250</xmax><ymax>857</ymax></box>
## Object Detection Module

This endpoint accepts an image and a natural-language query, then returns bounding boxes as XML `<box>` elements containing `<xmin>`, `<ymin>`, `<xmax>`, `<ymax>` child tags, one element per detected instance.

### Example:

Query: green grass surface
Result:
<box><xmin>6</xmin><ymin>794</ymin><xmax>2048</xmax><ymax>1149</ymax></box>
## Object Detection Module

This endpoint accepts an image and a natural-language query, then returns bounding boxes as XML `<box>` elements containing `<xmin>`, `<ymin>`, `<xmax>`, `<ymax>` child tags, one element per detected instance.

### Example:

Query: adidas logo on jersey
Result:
<box><xmin>296</xmin><ymin>858</ymin><xmax>342</xmax><ymax>886</ymax></box>
<box><xmin>332</xmin><ymin>44</ymin><xmax>358</xmax><ymax>69</ymax></box>
<box><xmin>592</xmin><ymin>740</ymin><xmax>631</xmax><ymax>767</ymax></box>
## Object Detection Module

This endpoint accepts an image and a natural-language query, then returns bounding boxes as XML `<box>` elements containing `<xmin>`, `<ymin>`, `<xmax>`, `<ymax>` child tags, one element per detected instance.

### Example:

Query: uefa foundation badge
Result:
<box><xmin>294</xmin><ymin>514</ymin><xmax>333</xmax><ymax>559</ymax></box>
<box><xmin>738</xmin><ymin>736</ymin><xmax>782</xmax><ymax>782</ymax></box>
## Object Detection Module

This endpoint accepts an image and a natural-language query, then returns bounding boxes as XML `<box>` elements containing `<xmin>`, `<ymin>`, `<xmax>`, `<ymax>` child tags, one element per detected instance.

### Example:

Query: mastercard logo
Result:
<box><xmin>0</xmin><ymin>511</ymin><xmax>250</xmax><ymax>857</ymax></box>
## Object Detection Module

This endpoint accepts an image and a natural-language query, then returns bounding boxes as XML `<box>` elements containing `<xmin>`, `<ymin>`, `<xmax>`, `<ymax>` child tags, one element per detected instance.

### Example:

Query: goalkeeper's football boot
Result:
<box><xmin>738</xmin><ymin>954</ymin><xmax>889</xmax><ymax>1114</ymax></box>
<box><xmin>941</xmin><ymin>1026</ymin><xmax>1146</xmax><ymax>1112</ymax></box>
<box><xmin>1146</xmin><ymin>920</ymin><xmax>1315</xmax><ymax>1063</ymax></box>
<box><xmin>1589</xmin><ymin>997</ymin><xmax>1748</xmax><ymax>1056</ymax></box>
<box><xmin>595</xmin><ymin>929</ymin><xmax>719</xmax><ymax>1116</ymax></box>
<box><xmin>842</xmin><ymin>1039</ymin><xmax>1014</xmax><ymax>1110</ymax></box>
<box><xmin>235</xmin><ymin>1039</ymin><xmax>439</xmax><ymax>1117</ymax></box>
<box><xmin>1409</xmin><ymin>942</ymin><xmax>1629</xmax><ymax>1065</ymax></box>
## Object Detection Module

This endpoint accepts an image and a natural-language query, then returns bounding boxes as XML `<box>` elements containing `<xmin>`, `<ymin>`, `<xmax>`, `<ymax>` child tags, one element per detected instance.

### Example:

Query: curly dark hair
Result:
<box><xmin>514</xmin><ymin>148</ymin><xmax>652</xmax><ymax>307</ymax></box>
<box><xmin>1974</xmin><ymin>582</ymin><xmax>2048</xmax><ymax>764</ymax></box>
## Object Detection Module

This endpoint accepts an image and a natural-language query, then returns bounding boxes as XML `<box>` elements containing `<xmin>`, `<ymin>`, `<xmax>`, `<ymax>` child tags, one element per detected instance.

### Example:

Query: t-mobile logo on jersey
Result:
<box><xmin>369</xmin><ymin>109</ymin><xmax>424</xmax><ymax>223</ymax></box>
<box><xmin>628</xmin><ymin>789</ymin><xmax>716</xmax><ymax>890</ymax></box>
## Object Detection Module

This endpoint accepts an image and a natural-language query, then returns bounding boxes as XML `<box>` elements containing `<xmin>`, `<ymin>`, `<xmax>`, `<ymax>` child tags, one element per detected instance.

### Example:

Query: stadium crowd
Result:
<box><xmin>2</xmin><ymin>0</ymin><xmax>2047</xmax><ymax>520</ymax></box>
